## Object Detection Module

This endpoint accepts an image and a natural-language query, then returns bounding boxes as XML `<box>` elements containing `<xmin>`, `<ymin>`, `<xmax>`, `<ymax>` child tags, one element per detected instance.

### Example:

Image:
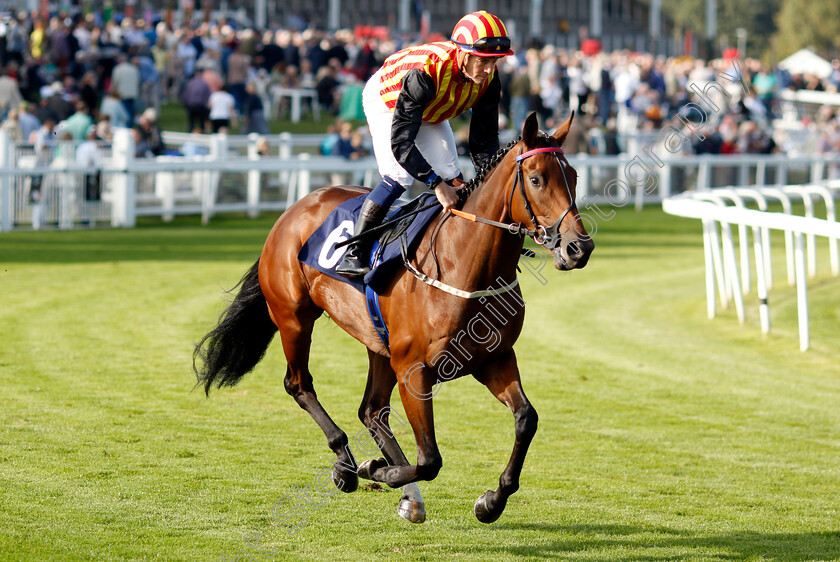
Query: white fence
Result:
<box><xmin>2</xmin><ymin>128</ymin><xmax>840</xmax><ymax>232</ymax></box>
<box><xmin>662</xmin><ymin>184</ymin><xmax>840</xmax><ymax>351</ymax></box>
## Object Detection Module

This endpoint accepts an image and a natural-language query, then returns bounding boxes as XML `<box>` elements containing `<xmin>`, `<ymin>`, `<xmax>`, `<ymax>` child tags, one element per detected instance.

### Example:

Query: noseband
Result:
<box><xmin>509</xmin><ymin>146</ymin><xmax>577</xmax><ymax>251</ymax></box>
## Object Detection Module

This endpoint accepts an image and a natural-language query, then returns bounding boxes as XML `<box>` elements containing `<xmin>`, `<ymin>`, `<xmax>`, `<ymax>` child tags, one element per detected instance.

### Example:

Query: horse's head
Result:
<box><xmin>510</xmin><ymin>112</ymin><xmax>594</xmax><ymax>271</ymax></box>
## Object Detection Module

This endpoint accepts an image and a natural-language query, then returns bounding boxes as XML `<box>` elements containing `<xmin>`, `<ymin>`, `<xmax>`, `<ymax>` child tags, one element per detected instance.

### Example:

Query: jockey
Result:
<box><xmin>336</xmin><ymin>10</ymin><xmax>515</xmax><ymax>278</ymax></box>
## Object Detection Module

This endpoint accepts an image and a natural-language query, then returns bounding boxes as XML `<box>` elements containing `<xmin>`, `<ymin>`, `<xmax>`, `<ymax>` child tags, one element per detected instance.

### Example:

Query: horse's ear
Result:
<box><xmin>551</xmin><ymin>111</ymin><xmax>575</xmax><ymax>147</ymax></box>
<box><xmin>522</xmin><ymin>112</ymin><xmax>539</xmax><ymax>147</ymax></box>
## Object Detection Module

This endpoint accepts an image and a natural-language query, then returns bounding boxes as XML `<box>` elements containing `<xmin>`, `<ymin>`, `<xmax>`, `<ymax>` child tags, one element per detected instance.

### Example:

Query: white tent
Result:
<box><xmin>778</xmin><ymin>48</ymin><xmax>833</xmax><ymax>78</ymax></box>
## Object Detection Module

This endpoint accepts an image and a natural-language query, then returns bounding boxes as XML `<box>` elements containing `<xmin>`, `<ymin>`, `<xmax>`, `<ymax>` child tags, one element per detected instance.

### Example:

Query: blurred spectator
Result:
<box><xmin>5</xmin><ymin>17</ymin><xmax>27</xmax><ymax>66</ymax></box>
<box><xmin>79</xmin><ymin>72</ymin><xmax>100</xmax><ymax>117</ymax></box>
<box><xmin>182</xmin><ymin>72</ymin><xmax>211</xmax><ymax>132</ymax></box>
<box><xmin>100</xmin><ymin>88</ymin><xmax>131</xmax><ymax>129</ymax></box>
<box><xmin>136</xmin><ymin>54</ymin><xmax>160</xmax><ymax>114</ymax></box>
<box><xmin>176</xmin><ymin>32</ymin><xmax>199</xmax><ymax>80</ymax></box>
<box><xmin>256</xmin><ymin>136</ymin><xmax>270</xmax><ymax>157</ymax></box>
<box><xmin>18</xmin><ymin>101</ymin><xmax>41</xmax><ymax>142</ymax></box>
<box><xmin>562</xmin><ymin>114</ymin><xmax>593</xmax><ymax>155</ymax></box>
<box><xmin>241</xmin><ymin>82</ymin><xmax>270</xmax><ymax>135</ymax></box>
<box><xmin>227</xmin><ymin>44</ymin><xmax>252</xmax><ymax>114</ymax></box>
<box><xmin>208</xmin><ymin>86</ymin><xmax>237</xmax><ymax>133</ymax></box>
<box><xmin>331</xmin><ymin>121</ymin><xmax>364</xmax><ymax>159</ymax></box>
<box><xmin>315</xmin><ymin>64</ymin><xmax>340</xmax><ymax>115</ymax></box>
<box><xmin>751</xmin><ymin>66</ymin><xmax>777</xmax><ymax>115</ymax></box>
<box><xmin>136</xmin><ymin>108</ymin><xmax>164</xmax><ymax>156</ymax></box>
<box><xmin>111</xmin><ymin>53</ymin><xmax>140</xmax><ymax>124</ymax></box>
<box><xmin>0</xmin><ymin>67</ymin><xmax>23</xmax><ymax>117</ymax></box>
<box><xmin>95</xmin><ymin>115</ymin><xmax>113</xmax><ymax>142</ymax></box>
<box><xmin>508</xmin><ymin>64</ymin><xmax>531</xmax><ymax>131</ymax></box>
<box><xmin>62</xmin><ymin>101</ymin><xmax>95</xmax><ymax>140</ymax></box>
<box><xmin>0</xmin><ymin>108</ymin><xmax>23</xmax><ymax>141</ymax></box>
<box><xmin>76</xmin><ymin>125</ymin><xmax>102</xmax><ymax>201</ymax></box>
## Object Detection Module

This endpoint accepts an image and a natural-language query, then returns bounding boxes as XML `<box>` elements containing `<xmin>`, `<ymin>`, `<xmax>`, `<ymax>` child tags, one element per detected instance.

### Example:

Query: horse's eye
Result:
<box><xmin>529</xmin><ymin>176</ymin><xmax>541</xmax><ymax>188</ymax></box>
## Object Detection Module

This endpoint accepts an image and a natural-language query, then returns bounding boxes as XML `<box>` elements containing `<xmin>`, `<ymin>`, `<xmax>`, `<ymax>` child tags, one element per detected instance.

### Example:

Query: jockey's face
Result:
<box><xmin>459</xmin><ymin>51</ymin><xmax>501</xmax><ymax>84</ymax></box>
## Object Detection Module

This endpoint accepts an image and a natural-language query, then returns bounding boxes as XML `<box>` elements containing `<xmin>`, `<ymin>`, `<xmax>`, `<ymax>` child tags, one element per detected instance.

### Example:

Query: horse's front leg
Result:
<box><xmin>364</xmin><ymin>363</ymin><xmax>442</xmax><ymax>489</ymax></box>
<box><xmin>473</xmin><ymin>349</ymin><xmax>538</xmax><ymax>523</ymax></box>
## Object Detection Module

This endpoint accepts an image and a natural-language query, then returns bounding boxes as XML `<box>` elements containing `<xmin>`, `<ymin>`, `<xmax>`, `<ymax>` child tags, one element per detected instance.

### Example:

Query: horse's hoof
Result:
<box><xmin>332</xmin><ymin>467</ymin><xmax>358</xmax><ymax>493</ymax></box>
<box><xmin>398</xmin><ymin>498</ymin><xmax>426</xmax><ymax>524</ymax></box>
<box><xmin>357</xmin><ymin>458</ymin><xmax>387</xmax><ymax>481</ymax></box>
<box><xmin>474</xmin><ymin>490</ymin><xmax>505</xmax><ymax>524</ymax></box>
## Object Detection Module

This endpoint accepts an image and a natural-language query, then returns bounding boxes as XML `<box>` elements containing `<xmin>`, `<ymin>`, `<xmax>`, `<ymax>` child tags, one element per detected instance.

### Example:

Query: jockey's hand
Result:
<box><xmin>434</xmin><ymin>182</ymin><xmax>460</xmax><ymax>211</ymax></box>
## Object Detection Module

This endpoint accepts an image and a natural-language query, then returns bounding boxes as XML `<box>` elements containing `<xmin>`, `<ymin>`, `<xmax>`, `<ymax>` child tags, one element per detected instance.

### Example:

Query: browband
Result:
<box><xmin>515</xmin><ymin>147</ymin><xmax>565</xmax><ymax>161</ymax></box>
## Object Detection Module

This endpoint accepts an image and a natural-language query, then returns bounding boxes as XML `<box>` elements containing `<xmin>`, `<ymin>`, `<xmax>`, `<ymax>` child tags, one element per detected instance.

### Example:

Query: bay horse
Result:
<box><xmin>194</xmin><ymin>112</ymin><xmax>594</xmax><ymax>525</ymax></box>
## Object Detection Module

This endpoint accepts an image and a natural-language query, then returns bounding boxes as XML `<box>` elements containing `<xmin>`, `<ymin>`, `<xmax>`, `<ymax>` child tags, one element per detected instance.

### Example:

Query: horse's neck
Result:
<box><xmin>446</xmin><ymin>159</ymin><xmax>524</xmax><ymax>288</ymax></box>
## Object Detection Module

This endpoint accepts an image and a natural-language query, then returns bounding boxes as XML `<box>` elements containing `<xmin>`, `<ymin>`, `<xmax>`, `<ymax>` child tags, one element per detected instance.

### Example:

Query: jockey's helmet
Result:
<box><xmin>451</xmin><ymin>11</ymin><xmax>514</xmax><ymax>58</ymax></box>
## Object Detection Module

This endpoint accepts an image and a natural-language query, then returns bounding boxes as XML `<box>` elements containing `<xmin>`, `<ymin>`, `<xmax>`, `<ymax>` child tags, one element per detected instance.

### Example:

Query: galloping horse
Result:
<box><xmin>194</xmin><ymin>112</ymin><xmax>594</xmax><ymax>524</ymax></box>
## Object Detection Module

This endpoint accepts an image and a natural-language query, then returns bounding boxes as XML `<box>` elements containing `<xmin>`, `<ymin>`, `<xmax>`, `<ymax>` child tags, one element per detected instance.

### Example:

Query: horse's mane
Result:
<box><xmin>459</xmin><ymin>136</ymin><xmax>522</xmax><ymax>201</ymax></box>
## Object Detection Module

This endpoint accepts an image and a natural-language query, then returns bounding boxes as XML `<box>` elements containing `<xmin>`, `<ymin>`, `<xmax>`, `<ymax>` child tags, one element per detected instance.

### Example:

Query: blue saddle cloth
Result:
<box><xmin>297</xmin><ymin>193</ymin><xmax>442</xmax><ymax>295</ymax></box>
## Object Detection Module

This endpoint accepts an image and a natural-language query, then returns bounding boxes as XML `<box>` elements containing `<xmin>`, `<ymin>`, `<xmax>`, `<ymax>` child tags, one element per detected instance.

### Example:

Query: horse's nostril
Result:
<box><xmin>567</xmin><ymin>241</ymin><xmax>582</xmax><ymax>257</ymax></box>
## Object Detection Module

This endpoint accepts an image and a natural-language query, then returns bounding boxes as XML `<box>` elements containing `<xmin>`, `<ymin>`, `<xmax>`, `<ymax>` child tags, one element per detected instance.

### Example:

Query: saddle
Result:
<box><xmin>297</xmin><ymin>192</ymin><xmax>442</xmax><ymax>295</ymax></box>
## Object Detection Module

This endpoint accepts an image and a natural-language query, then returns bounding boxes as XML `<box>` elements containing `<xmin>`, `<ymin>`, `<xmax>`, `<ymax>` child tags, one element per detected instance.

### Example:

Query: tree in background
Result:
<box><xmin>773</xmin><ymin>0</ymin><xmax>840</xmax><ymax>59</ymax></box>
<box><xmin>662</xmin><ymin>0</ymin><xmax>780</xmax><ymax>59</ymax></box>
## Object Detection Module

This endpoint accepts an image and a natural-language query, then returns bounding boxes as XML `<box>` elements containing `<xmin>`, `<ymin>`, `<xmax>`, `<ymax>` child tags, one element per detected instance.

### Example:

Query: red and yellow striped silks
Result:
<box><xmin>378</xmin><ymin>41</ymin><xmax>494</xmax><ymax>124</ymax></box>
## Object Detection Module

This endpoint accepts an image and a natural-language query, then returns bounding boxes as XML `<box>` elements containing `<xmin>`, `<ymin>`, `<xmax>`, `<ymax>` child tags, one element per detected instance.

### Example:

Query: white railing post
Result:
<box><xmin>658</xmin><ymin>163</ymin><xmax>671</xmax><ymax>200</ymax></box>
<box><xmin>298</xmin><ymin>153</ymin><xmax>311</xmax><ymax>201</ymax></box>
<box><xmin>279</xmin><ymin>131</ymin><xmax>292</xmax><ymax>189</ymax></box>
<box><xmin>752</xmin><ymin>225</ymin><xmax>770</xmax><ymax>335</ymax></box>
<box><xmin>634</xmin><ymin>175</ymin><xmax>645</xmax><ymax>211</ymax></box>
<box><xmin>246</xmin><ymin>133</ymin><xmax>261</xmax><ymax>218</ymax></box>
<box><xmin>159</xmin><ymin>167</ymin><xmax>175</xmax><ymax>222</ymax></box>
<box><xmin>755</xmin><ymin>161</ymin><xmax>766</xmax><ymax>186</ymax></box>
<box><xmin>810</xmin><ymin>160</ymin><xmax>824</xmax><ymax>184</ymax></box>
<box><xmin>703</xmin><ymin>220</ymin><xmax>717</xmax><ymax>319</ymax></box>
<box><xmin>697</xmin><ymin>159</ymin><xmax>710</xmax><ymax>191</ymax></box>
<box><xmin>58</xmin><ymin>140</ymin><xmax>74</xmax><ymax>230</ymax></box>
<box><xmin>721</xmin><ymin>220</ymin><xmax>746</xmax><ymax>323</ymax></box>
<box><xmin>577</xmin><ymin>158</ymin><xmax>590</xmax><ymax>201</ymax></box>
<box><xmin>738</xmin><ymin>162</ymin><xmax>749</xmax><ymax>187</ymax></box>
<box><xmin>204</xmin><ymin>133</ymin><xmax>227</xmax><ymax>224</ymax></box>
<box><xmin>111</xmin><ymin>128</ymin><xmax>136</xmax><ymax>228</ymax></box>
<box><xmin>793</xmin><ymin>232</ymin><xmax>809</xmax><ymax>351</ymax></box>
<box><xmin>708</xmin><ymin>220</ymin><xmax>729</xmax><ymax>309</ymax></box>
<box><xmin>0</xmin><ymin>132</ymin><xmax>12</xmax><ymax>232</ymax></box>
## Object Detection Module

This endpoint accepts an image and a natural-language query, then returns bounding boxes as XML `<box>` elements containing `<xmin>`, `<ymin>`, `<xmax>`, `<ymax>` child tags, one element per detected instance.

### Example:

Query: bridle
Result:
<box><xmin>403</xmin><ymin>140</ymin><xmax>577</xmax><ymax>299</ymax></box>
<box><xmin>508</xmin><ymin>146</ymin><xmax>577</xmax><ymax>251</ymax></box>
<box><xmin>453</xmin><ymin>143</ymin><xmax>577</xmax><ymax>251</ymax></box>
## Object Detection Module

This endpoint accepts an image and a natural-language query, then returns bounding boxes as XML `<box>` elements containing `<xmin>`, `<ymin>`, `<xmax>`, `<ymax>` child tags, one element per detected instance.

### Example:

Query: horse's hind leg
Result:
<box><xmin>273</xmin><ymin>302</ymin><xmax>359</xmax><ymax>493</ymax></box>
<box><xmin>472</xmin><ymin>350</ymin><xmax>538</xmax><ymax>523</ymax></box>
<box><xmin>357</xmin><ymin>351</ymin><xmax>426</xmax><ymax>523</ymax></box>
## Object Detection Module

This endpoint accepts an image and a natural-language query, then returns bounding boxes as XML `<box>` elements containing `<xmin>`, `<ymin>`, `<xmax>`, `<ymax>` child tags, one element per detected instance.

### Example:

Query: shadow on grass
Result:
<box><xmin>476</xmin><ymin>523</ymin><xmax>840</xmax><ymax>561</ymax></box>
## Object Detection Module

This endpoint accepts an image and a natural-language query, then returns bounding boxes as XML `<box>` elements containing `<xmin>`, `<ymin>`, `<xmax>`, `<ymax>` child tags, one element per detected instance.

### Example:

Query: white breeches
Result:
<box><xmin>363</xmin><ymin>69</ymin><xmax>461</xmax><ymax>188</ymax></box>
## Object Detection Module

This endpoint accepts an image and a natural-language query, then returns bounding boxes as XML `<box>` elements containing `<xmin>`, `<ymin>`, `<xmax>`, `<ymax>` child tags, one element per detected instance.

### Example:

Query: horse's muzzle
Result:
<box><xmin>555</xmin><ymin>236</ymin><xmax>594</xmax><ymax>270</ymax></box>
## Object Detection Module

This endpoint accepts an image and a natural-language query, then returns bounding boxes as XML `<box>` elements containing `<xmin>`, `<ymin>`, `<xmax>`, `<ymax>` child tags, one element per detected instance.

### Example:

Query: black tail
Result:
<box><xmin>193</xmin><ymin>259</ymin><xmax>278</xmax><ymax>395</ymax></box>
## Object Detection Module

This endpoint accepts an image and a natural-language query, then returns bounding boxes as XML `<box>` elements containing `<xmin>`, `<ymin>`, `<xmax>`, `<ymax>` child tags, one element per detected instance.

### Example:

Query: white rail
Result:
<box><xmin>2</xmin><ymin>128</ymin><xmax>840</xmax><ymax>232</ymax></box>
<box><xmin>663</xmin><ymin>193</ymin><xmax>840</xmax><ymax>351</ymax></box>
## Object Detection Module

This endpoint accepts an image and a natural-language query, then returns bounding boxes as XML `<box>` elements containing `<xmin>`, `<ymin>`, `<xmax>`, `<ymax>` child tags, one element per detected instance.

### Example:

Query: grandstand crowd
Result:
<box><xmin>1</xmin><ymin>8</ymin><xmax>839</xmax><ymax>158</ymax></box>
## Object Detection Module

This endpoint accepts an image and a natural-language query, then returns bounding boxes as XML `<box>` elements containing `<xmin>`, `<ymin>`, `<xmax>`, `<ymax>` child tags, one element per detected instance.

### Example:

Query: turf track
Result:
<box><xmin>1</xmin><ymin>207</ymin><xmax>838</xmax><ymax>561</ymax></box>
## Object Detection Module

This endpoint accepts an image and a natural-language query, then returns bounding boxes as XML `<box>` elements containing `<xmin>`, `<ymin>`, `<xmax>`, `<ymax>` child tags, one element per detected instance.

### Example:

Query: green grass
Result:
<box><xmin>157</xmin><ymin>102</ymin><xmax>352</xmax><ymax>136</ymax></box>
<box><xmin>1</xmin><ymin>207</ymin><xmax>839</xmax><ymax>561</ymax></box>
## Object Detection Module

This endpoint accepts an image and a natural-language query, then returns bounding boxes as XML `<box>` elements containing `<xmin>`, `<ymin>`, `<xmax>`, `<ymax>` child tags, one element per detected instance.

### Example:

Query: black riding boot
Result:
<box><xmin>336</xmin><ymin>198</ymin><xmax>388</xmax><ymax>278</ymax></box>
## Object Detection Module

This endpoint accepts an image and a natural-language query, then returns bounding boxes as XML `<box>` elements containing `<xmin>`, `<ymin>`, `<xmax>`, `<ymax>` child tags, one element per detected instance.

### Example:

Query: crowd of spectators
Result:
<box><xmin>1</xmin><ymin>7</ymin><xmax>840</xmax><ymax>161</ymax></box>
